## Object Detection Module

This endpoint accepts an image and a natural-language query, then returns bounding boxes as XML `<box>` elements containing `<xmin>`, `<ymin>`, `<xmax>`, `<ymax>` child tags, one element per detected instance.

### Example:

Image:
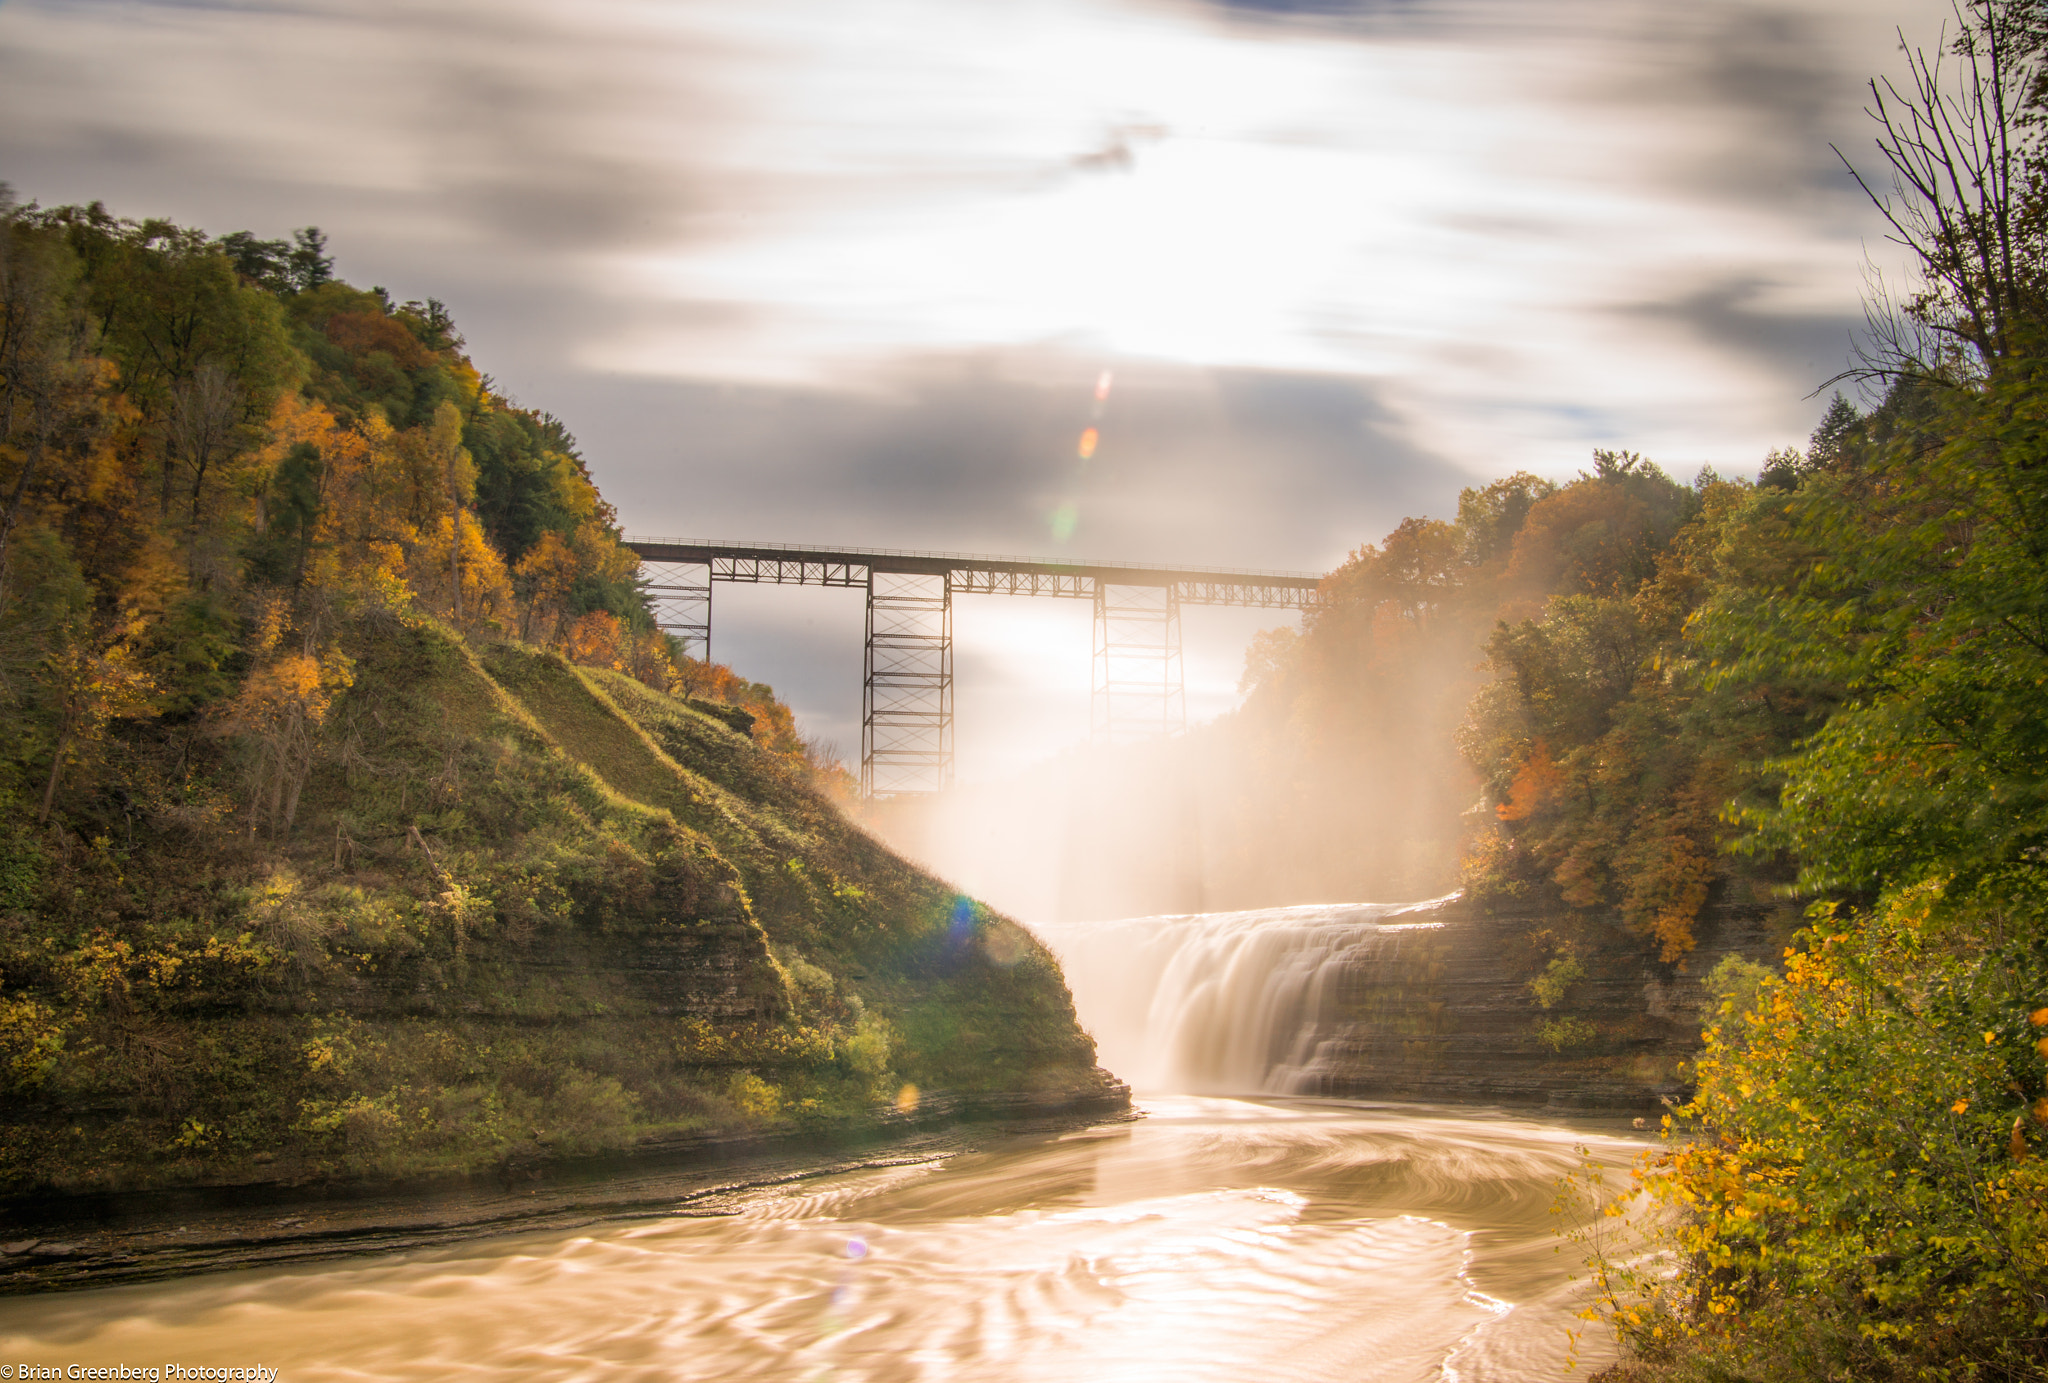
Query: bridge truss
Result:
<box><xmin>624</xmin><ymin>539</ymin><xmax>1323</xmax><ymax>797</ymax></box>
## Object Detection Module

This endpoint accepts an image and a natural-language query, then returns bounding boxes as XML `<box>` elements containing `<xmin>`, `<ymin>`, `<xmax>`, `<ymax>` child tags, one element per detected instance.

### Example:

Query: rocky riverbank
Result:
<box><xmin>1292</xmin><ymin>892</ymin><xmax>1798</xmax><ymax>1110</ymax></box>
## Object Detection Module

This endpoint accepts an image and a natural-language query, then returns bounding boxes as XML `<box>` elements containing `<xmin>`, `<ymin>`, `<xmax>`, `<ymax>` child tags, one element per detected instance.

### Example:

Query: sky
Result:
<box><xmin>0</xmin><ymin>0</ymin><xmax>1945</xmax><ymax>779</ymax></box>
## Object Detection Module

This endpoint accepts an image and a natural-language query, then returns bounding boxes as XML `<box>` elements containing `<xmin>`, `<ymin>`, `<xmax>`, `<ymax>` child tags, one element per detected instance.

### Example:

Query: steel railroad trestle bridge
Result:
<box><xmin>623</xmin><ymin>538</ymin><xmax>1325</xmax><ymax>799</ymax></box>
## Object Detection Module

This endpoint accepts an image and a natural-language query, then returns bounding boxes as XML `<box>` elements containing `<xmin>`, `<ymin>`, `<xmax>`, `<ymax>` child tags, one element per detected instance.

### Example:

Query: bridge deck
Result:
<box><xmin>624</xmin><ymin>538</ymin><xmax>1325</xmax><ymax>608</ymax></box>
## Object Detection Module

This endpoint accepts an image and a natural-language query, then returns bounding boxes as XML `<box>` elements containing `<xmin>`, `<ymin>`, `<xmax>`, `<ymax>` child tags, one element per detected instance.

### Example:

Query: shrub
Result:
<box><xmin>1538</xmin><ymin>1015</ymin><xmax>1598</xmax><ymax>1052</ymax></box>
<box><xmin>1573</xmin><ymin>884</ymin><xmax>2048</xmax><ymax>1381</ymax></box>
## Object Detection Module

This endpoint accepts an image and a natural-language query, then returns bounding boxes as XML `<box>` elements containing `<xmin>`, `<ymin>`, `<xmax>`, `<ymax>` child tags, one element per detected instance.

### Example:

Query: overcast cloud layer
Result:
<box><xmin>0</xmin><ymin>0</ymin><xmax>1945</xmax><ymax>775</ymax></box>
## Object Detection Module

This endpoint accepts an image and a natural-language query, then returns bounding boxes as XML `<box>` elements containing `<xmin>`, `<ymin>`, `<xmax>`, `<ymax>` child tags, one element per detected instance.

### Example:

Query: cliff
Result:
<box><xmin>0</xmin><ymin>612</ymin><xmax>1124</xmax><ymax>1201</ymax></box>
<box><xmin>1292</xmin><ymin>891</ymin><xmax>1799</xmax><ymax>1111</ymax></box>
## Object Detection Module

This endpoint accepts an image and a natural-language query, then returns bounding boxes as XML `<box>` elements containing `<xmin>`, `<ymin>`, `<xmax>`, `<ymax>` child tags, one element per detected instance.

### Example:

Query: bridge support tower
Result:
<box><xmin>1092</xmin><ymin>582</ymin><xmax>1186</xmax><ymax>743</ymax></box>
<box><xmin>862</xmin><ymin>571</ymin><xmax>955</xmax><ymax>797</ymax></box>
<box><xmin>641</xmin><ymin>558</ymin><xmax>713</xmax><ymax>662</ymax></box>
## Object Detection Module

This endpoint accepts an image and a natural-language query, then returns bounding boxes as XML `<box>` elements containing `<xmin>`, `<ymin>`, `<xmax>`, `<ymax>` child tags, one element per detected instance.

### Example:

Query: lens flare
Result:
<box><xmin>983</xmin><ymin>922</ymin><xmax>1027</xmax><ymax>966</ymax></box>
<box><xmin>1049</xmin><ymin>502</ymin><xmax>1078</xmax><ymax>541</ymax></box>
<box><xmin>1095</xmin><ymin>370</ymin><xmax>1114</xmax><ymax>403</ymax></box>
<box><xmin>894</xmin><ymin>1083</ymin><xmax>920</xmax><ymax>1114</ymax></box>
<box><xmin>845</xmin><ymin>1237</ymin><xmax>869</xmax><ymax>1260</ymax></box>
<box><xmin>1077</xmin><ymin>427</ymin><xmax>1098</xmax><ymax>460</ymax></box>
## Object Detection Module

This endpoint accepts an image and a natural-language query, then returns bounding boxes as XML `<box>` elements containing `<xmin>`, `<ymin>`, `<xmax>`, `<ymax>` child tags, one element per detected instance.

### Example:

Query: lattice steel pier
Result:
<box><xmin>625</xmin><ymin>539</ymin><xmax>1323</xmax><ymax>797</ymax></box>
<box><xmin>863</xmin><ymin>572</ymin><xmax>954</xmax><ymax>797</ymax></box>
<box><xmin>1092</xmin><ymin>583</ymin><xmax>1185</xmax><ymax>742</ymax></box>
<box><xmin>639</xmin><ymin>559</ymin><xmax>713</xmax><ymax>661</ymax></box>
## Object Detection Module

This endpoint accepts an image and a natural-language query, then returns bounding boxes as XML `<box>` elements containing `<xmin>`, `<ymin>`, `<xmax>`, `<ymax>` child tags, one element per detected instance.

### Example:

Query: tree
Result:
<box><xmin>37</xmin><ymin>624</ymin><xmax>157</xmax><ymax>823</ymax></box>
<box><xmin>1839</xmin><ymin>0</ymin><xmax>2048</xmax><ymax>379</ymax></box>
<box><xmin>216</xmin><ymin>226</ymin><xmax>333</xmax><ymax>295</ymax></box>
<box><xmin>0</xmin><ymin>201</ymin><xmax>98</xmax><ymax>592</ymax></box>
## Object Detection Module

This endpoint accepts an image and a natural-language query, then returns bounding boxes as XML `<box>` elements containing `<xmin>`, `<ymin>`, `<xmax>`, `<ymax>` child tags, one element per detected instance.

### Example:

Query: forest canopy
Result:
<box><xmin>0</xmin><ymin>192</ymin><xmax>833</xmax><ymax>838</ymax></box>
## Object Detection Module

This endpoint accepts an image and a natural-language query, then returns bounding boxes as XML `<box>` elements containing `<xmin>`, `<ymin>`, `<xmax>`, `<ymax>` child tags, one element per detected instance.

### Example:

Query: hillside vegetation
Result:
<box><xmin>0</xmin><ymin>195</ymin><xmax>1109</xmax><ymax>1195</ymax></box>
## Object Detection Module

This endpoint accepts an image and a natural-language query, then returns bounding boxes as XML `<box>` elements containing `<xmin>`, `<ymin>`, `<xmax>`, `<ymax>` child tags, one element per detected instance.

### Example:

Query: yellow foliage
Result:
<box><xmin>409</xmin><ymin>510</ymin><xmax>514</xmax><ymax>630</ymax></box>
<box><xmin>0</xmin><ymin>995</ymin><xmax>66</xmax><ymax>1089</ymax></box>
<box><xmin>1571</xmin><ymin>886</ymin><xmax>2048</xmax><ymax>1376</ymax></box>
<box><xmin>37</xmin><ymin>626</ymin><xmax>159</xmax><ymax>819</ymax></box>
<box><xmin>232</xmin><ymin>648</ymin><xmax>353</xmax><ymax>735</ymax></box>
<box><xmin>513</xmin><ymin>529</ymin><xmax>579</xmax><ymax>645</ymax></box>
<box><xmin>227</xmin><ymin>643</ymin><xmax>356</xmax><ymax>833</ymax></box>
<box><xmin>727</xmin><ymin>1071</ymin><xmax>782</xmax><ymax>1119</ymax></box>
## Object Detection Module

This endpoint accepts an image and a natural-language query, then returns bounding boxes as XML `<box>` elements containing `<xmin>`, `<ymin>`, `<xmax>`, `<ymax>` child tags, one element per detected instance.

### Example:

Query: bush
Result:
<box><xmin>1538</xmin><ymin>1015</ymin><xmax>1598</xmax><ymax>1052</ymax></box>
<box><xmin>1574</xmin><ymin>884</ymin><xmax>2048</xmax><ymax>1382</ymax></box>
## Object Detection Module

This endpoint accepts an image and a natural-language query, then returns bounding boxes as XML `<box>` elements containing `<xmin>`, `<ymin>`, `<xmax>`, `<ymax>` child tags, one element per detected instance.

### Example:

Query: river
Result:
<box><xmin>0</xmin><ymin>904</ymin><xmax>1648</xmax><ymax>1381</ymax></box>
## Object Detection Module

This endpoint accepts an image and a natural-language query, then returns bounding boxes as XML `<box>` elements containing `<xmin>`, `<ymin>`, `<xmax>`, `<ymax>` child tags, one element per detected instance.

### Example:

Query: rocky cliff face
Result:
<box><xmin>1292</xmin><ymin>893</ymin><xmax>1797</xmax><ymax>1110</ymax></box>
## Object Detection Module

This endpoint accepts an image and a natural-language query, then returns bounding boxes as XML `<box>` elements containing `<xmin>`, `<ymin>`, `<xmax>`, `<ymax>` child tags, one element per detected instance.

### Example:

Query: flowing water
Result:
<box><xmin>1030</xmin><ymin>901</ymin><xmax>1454</xmax><ymax>1093</ymax></box>
<box><xmin>0</xmin><ymin>905</ymin><xmax>1647</xmax><ymax>1381</ymax></box>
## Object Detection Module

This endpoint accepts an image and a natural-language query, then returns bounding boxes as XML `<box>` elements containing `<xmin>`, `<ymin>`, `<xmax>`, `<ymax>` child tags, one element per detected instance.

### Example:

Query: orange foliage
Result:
<box><xmin>324</xmin><ymin>311</ymin><xmax>433</xmax><ymax>370</ymax></box>
<box><xmin>1616</xmin><ymin>807</ymin><xmax>1713</xmax><ymax>960</ymax></box>
<box><xmin>1496</xmin><ymin>742</ymin><xmax>1562</xmax><ymax>821</ymax></box>
<box><xmin>565</xmin><ymin>610</ymin><xmax>624</xmax><ymax>669</ymax></box>
<box><xmin>411</xmin><ymin>511</ymin><xmax>514</xmax><ymax>631</ymax></box>
<box><xmin>513</xmin><ymin>530</ymin><xmax>579</xmax><ymax>645</ymax></box>
<box><xmin>227</xmin><ymin>644</ymin><xmax>355</xmax><ymax>835</ymax></box>
<box><xmin>1503</xmin><ymin>484</ymin><xmax>1658</xmax><ymax>596</ymax></box>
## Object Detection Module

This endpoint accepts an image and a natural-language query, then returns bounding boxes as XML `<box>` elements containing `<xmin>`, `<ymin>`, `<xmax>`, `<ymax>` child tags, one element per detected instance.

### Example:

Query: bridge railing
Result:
<box><xmin>623</xmin><ymin>536</ymin><xmax>1324</xmax><ymax>586</ymax></box>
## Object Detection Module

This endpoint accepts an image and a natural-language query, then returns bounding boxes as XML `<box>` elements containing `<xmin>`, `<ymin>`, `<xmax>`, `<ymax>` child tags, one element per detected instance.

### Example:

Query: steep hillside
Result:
<box><xmin>0</xmin><ymin>611</ymin><xmax>1118</xmax><ymax>1196</ymax></box>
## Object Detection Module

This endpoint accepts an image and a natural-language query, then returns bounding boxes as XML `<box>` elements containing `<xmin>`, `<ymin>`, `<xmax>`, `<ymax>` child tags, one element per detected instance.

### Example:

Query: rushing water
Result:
<box><xmin>0</xmin><ymin>905</ymin><xmax>1645</xmax><ymax>1381</ymax></box>
<box><xmin>1031</xmin><ymin>901</ymin><xmax>1452</xmax><ymax>1093</ymax></box>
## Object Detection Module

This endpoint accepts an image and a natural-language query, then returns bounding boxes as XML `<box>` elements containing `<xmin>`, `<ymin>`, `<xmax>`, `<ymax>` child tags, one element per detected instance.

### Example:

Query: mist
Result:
<box><xmin>867</xmin><ymin>672</ymin><xmax>1476</xmax><ymax>923</ymax></box>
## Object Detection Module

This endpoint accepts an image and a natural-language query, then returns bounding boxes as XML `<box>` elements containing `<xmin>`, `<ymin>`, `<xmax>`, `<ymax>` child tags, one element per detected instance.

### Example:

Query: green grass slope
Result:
<box><xmin>0</xmin><ymin>614</ymin><xmax>1117</xmax><ymax>1197</ymax></box>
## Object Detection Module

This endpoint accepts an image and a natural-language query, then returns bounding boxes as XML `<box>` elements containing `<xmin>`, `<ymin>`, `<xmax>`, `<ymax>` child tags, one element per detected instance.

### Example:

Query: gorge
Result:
<box><xmin>0</xmin><ymin>896</ymin><xmax>1654</xmax><ymax>1383</ymax></box>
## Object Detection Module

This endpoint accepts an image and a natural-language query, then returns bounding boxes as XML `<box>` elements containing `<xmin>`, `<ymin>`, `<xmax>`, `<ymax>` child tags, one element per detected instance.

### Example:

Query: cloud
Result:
<box><xmin>0</xmin><ymin>0</ymin><xmax>1955</xmax><ymax>761</ymax></box>
<box><xmin>0</xmin><ymin>0</ymin><xmax>728</xmax><ymax>265</ymax></box>
<box><xmin>565</xmin><ymin>350</ymin><xmax>1454</xmax><ymax>569</ymax></box>
<box><xmin>1621</xmin><ymin>275</ymin><xmax>1864</xmax><ymax>398</ymax></box>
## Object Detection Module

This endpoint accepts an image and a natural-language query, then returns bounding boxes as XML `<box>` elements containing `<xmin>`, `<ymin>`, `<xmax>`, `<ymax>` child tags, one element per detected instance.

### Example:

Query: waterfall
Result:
<box><xmin>1030</xmin><ymin>901</ymin><xmax>1450</xmax><ymax>1095</ymax></box>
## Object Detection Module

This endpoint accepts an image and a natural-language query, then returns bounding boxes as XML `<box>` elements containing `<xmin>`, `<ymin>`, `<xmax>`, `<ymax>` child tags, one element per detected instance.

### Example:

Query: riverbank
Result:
<box><xmin>0</xmin><ymin>1083</ymin><xmax>1132</xmax><ymax>1296</ymax></box>
<box><xmin>1</xmin><ymin>616</ymin><xmax>1114</xmax><ymax>1202</ymax></box>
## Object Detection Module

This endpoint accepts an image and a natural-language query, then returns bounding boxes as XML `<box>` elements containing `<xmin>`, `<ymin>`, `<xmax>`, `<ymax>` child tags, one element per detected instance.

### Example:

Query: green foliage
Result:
<box><xmin>1529</xmin><ymin>947</ymin><xmax>1585</xmax><ymax>1010</ymax></box>
<box><xmin>1575</xmin><ymin>888</ymin><xmax>2048</xmax><ymax>1380</ymax></box>
<box><xmin>35</xmin><ymin>203</ymin><xmax>302</xmax><ymax>431</ymax></box>
<box><xmin>1458</xmin><ymin>471</ymin><xmax>1811</xmax><ymax>958</ymax></box>
<box><xmin>1701</xmin><ymin>363</ymin><xmax>2048</xmax><ymax>904</ymax></box>
<box><xmin>1698</xmin><ymin>953</ymin><xmax>1773</xmax><ymax>1027</ymax></box>
<box><xmin>1537</xmin><ymin>1015</ymin><xmax>1598</xmax><ymax>1053</ymax></box>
